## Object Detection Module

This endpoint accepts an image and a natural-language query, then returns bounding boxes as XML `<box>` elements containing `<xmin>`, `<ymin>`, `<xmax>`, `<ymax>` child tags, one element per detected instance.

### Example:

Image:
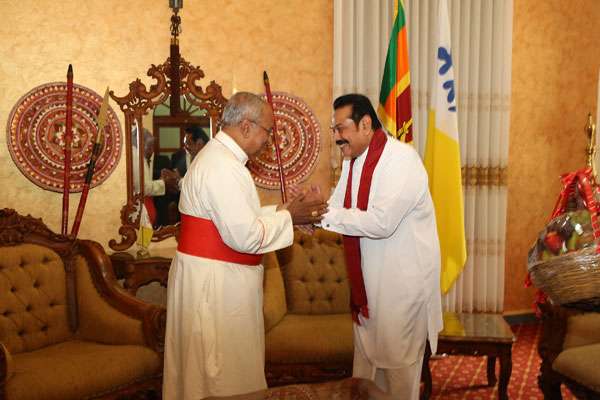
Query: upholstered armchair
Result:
<box><xmin>538</xmin><ymin>302</ymin><xmax>600</xmax><ymax>399</ymax></box>
<box><xmin>263</xmin><ymin>229</ymin><xmax>354</xmax><ymax>386</ymax></box>
<box><xmin>0</xmin><ymin>209</ymin><xmax>165</xmax><ymax>400</ymax></box>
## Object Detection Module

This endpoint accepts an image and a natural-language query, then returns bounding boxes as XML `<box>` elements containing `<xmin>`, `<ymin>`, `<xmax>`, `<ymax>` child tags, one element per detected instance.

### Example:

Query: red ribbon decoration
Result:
<box><xmin>61</xmin><ymin>65</ymin><xmax>73</xmax><ymax>236</ymax></box>
<box><xmin>263</xmin><ymin>71</ymin><xmax>287</xmax><ymax>203</ymax></box>
<box><xmin>549</xmin><ymin>168</ymin><xmax>600</xmax><ymax>248</ymax></box>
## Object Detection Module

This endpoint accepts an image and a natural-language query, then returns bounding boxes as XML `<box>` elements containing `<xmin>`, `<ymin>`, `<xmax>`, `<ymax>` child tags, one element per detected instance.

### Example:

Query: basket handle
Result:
<box><xmin>550</xmin><ymin>168</ymin><xmax>600</xmax><ymax>254</ymax></box>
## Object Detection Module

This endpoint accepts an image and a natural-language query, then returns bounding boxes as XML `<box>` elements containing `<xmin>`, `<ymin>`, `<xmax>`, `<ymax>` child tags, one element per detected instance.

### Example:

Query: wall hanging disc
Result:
<box><xmin>6</xmin><ymin>82</ymin><xmax>122</xmax><ymax>192</ymax></box>
<box><xmin>248</xmin><ymin>92</ymin><xmax>321</xmax><ymax>189</ymax></box>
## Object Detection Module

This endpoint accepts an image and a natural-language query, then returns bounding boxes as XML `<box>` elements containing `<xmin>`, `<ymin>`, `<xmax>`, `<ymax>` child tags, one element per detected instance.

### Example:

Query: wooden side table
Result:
<box><xmin>110</xmin><ymin>252</ymin><xmax>172</xmax><ymax>295</ymax></box>
<box><xmin>421</xmin><ymin>312</ymin><xmax>515</xmax><ymax>400</ymax></box>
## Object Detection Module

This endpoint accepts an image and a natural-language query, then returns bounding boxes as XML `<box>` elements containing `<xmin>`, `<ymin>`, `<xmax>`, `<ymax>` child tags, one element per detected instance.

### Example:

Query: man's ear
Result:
<box><xmin>241</xmin><ymin>120</ymin><xmax>251</xmax><ymax>138</ymax></box>
<box><xmin>360</xmin><ymin>115</ymin><xmax>372</xmax><ymax>132</ymax></box>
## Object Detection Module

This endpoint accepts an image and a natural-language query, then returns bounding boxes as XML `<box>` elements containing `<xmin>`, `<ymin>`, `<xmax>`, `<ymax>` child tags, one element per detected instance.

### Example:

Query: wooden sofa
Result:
<box><xmin>538</xmin><ymin>302</ymin><xmax>600</xmax><ymax>399</ymax></box>
<box><xmin>0</xmin><ymin>209</ymin><xmax>165</xmax><ymax>400</ymax></box>
<box><xmin>263</xmin><ymin>229</ymin><xmax>354</xmax><ymax>386</ymax></box>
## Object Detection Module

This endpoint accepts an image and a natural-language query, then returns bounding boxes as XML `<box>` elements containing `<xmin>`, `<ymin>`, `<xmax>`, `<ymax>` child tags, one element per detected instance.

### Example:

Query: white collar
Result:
<box><xmin>214</xmin><ymin>131</ymin><xmax>248</xmax><ymax>164</ymax></box>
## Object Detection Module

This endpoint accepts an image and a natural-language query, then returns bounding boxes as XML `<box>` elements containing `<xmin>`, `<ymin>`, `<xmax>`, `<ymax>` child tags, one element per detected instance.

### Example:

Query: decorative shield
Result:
<box><xmin>248</xmin><ymin>92</ymin><xmax>321</xmax><ymax>189</ymax></box>
<box><xmin>6</xmin><ymin>82</ymin><xmax>122</xmax><ymax>192</ymax></box>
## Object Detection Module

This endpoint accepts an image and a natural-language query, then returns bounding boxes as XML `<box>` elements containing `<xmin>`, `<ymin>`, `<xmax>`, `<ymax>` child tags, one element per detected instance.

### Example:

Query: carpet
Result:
<box><xmin>429</xmin><ymin>322</ymin><xmax>574</xmax><ymax>399</ymax></box>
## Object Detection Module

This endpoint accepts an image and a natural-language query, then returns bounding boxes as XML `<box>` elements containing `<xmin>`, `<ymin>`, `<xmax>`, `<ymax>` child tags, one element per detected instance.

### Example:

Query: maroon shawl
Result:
<box><xmin>343</xmin><ymin>129</ymin><xmax>387</xmax><ymax>324</ymax></box>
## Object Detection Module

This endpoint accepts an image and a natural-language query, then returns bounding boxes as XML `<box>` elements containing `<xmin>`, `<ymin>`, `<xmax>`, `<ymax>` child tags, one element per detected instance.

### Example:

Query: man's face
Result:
<box><xmin>144</xmin><ymin>132</ymin><xmax>155</xmax><ymax>159</ymax></box>
<box><xmin>246</xmin><ymin>106</ymin><xmax>273</xmax><ymax>157</ymax></box>
<box><xmin>183</xmin><ymin>133</ymin><xmax>205</xmax><ymax>159</ymax></box>
<box><xmin>332</xmin><ymin>105</ymin><xmax>370</xmax><ymax>158</ymax></box>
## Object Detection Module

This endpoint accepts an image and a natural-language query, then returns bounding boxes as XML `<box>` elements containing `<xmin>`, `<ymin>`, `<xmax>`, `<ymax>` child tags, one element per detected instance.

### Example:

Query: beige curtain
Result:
<box><xmin>333</xmin><ymin>0</ymin><xmax>513</xmax><ymax>312</ymax></box>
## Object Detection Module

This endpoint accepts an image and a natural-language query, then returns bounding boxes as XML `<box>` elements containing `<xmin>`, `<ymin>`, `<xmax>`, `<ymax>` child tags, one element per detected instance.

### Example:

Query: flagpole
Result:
<box><xmin>263</xmin><ymin>71</ymin><xmax>287</xmax><ymax>203</ymax></box>
<box><xmin>70</xmin><ymin>87</ymin><xmax>110</xmax><ymax>238</ymax></box>
<box><xmin>61</xmin><ymin>65</ymin><xmax>73</xmax><ymax>235</ymax></box>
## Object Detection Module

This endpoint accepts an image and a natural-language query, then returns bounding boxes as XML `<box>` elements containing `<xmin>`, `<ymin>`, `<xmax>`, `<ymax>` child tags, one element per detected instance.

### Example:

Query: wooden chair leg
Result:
<box><xmin>487</xmin><ymin>356</ymin><xmax>497</xmax><ymax>386</ymax></box>
<box><xmin>538</xmin><ymin>364</ymin><xmax>563</xmax><ymax>400</ymax></box>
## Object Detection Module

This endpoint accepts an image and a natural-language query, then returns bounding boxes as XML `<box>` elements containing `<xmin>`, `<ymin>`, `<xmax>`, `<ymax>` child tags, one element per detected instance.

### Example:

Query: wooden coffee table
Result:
<box><xmin>421</xmin><ymin>312</ymin><xmax>515</xmax><ymax>400</ymax></box>
<box><xmin>205</xmin><ymin>378</ymin><xmax>392</xmax><ymax>399</ymax></box>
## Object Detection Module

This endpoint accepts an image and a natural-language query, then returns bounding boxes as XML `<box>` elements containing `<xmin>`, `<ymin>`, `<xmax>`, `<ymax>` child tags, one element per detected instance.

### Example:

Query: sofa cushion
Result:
<box><xmin>553</xmin><ymin>343</ymin><xmax>600</xmax><ymax>392</ymax></box>
<box><xmin>263</xmin><ymin>252</ymin><xmax>287</xmax><ymax>332</ymax></box>
<box><xmin>277</xmin><ymin>230</ymin><xmax>350</xmax><ymax>315</ymax></box>
<box><xmin>563</xmin><ymin>312</ymin><xmax>600</xmax><ymax>350</ymax></box>
<box><xmin>5</xmin><ymin>339</ymin><xmax>161</xmax><ymax>400</ymax></box>
<box><xmin>265</xmin><ymin>314</ymin><xmax>353</xmax><ymax>364</ymax></box>
<box><xmin>0</xmin><ymin>244</ymin><xmax>71</xmax><ymax>354</ymax></box>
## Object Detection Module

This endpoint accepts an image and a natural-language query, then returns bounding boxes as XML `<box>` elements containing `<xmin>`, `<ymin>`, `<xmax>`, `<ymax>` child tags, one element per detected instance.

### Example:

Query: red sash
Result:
<box><xmin>144</xmin><ymin>197</ymin><xmax>157</xmax><ymax>226</ymax></box>
<box><xmin>178</xmin><ymin>214</ymin><xmax>262</xmax><ymax>266</ymax></box>
<box><xmin>343</xmin><ymin>129</ymin><xmax>387</xmax><ymax>324</ymax></box>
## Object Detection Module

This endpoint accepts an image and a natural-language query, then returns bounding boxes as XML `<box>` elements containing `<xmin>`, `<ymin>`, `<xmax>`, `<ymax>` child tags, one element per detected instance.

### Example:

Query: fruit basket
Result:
<box><xmin>528</xmin><ymin>168</ymin><xmax>600</xmax><ymax>308</ymax></box>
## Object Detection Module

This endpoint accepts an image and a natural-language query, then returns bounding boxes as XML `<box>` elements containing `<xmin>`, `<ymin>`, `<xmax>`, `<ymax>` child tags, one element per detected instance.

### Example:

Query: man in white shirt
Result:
<box><xmin>162</xmin><ymin>92</ymin><xmax>327</xmax><ymax>400</ymax></box>
<box><xmin>320</xmin><ymin>94</ymin><xmax>443</xmax><ymax>399</ymax></box>
<box><xmin>131</xmin><ymin>127</ymin><xmax>178</xmax><ymax>227</ymax></box>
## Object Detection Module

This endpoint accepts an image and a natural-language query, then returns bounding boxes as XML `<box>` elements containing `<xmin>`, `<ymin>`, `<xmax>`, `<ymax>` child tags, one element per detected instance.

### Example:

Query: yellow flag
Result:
<box><xmin>137</xmin><ymin>204</ymin><xmax>154</xmax><ymax>250</ymax></box>
<box><xmin>424</xmin><ymin>0</ymin><xmax>467</xmax><ymax>294</ymax></box>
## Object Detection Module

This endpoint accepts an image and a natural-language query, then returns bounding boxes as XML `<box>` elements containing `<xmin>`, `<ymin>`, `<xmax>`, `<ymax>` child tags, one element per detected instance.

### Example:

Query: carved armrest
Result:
<box><xmin>78</xmin><ymin>240</ymin><xmax>166</xmax><ymax>353</ymax></box>
<box><xmin>0</xmin><ymin>342</ymin><xmax>13</xmax><ymax>391</ymax></box>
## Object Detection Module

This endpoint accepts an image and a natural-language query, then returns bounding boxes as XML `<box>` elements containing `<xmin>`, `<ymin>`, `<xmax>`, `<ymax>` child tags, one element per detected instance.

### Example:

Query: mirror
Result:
<box><xmin>150</xmin><ymin>98</ymin><xmax>212</xmax><ymax>228</ymax></box>
<box><xmin>108</xmin><ymin>58</ymin><xmax>228</xmax><ymax>252</ymax></box>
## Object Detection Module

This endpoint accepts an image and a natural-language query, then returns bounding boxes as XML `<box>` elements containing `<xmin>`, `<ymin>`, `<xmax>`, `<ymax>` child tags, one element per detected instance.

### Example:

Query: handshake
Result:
<box><xmin>278</xmin><ymin>185</ymin><xmax>328</xmax><ymax>232</ymax></box>
<box><xmin>161</xmin><ymin>169</ymin><xmax>181</xmax><ymax>194</ymax></box>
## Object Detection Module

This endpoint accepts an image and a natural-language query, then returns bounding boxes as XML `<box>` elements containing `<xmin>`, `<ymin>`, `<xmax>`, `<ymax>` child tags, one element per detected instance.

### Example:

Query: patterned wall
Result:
<box><xmin>505</xmin><ymin>0</ymin><xmax>600</xmax><ymax>312</ymax></box>
<box><xmin>0</xmin><ymin>0</ymin><xmax>333</xmax><ymax>251</ymax></box>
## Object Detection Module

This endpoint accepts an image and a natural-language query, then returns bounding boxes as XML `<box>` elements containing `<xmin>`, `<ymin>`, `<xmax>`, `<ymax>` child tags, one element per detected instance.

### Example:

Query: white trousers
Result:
<box><xmin>353</xmin><ymin>339</ymin><xmax>426</xmax><ymax>400</ymax></box>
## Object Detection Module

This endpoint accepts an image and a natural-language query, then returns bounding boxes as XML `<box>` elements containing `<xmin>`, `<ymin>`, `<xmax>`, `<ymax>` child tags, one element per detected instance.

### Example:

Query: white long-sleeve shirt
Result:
<box><xmin>321</xmin><ymin>134</ymin><xmax>443</xmax><ymax>368</ymax></box>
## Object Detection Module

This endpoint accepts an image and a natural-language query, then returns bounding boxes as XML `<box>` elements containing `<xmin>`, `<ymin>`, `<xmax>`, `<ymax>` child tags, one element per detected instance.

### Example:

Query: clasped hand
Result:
<box><xmin>161</xmin><ymin>169</ymin><xmax>180</xmax><ymax>194</ymax></box>
<box><xmin>279</xmin><ymin>185</ymin><xmax>328</xmax><ymax>230</ymax></box>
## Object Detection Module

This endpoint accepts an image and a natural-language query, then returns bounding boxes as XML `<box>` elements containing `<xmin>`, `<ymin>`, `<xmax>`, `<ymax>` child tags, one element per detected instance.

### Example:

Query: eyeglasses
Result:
<box><xmin>330</xmin><ymin>118</ymin><xmax>355</xmax><ymax>135</ymax></box>
<box><xmin>250</xmin><ymin>120</ymin><xmax>273</xmax><ymax>135</ymax></box>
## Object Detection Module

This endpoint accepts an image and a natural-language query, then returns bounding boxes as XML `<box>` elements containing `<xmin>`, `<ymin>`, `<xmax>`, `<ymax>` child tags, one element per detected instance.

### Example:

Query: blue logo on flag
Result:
<box><xmin>438</xmin><ymin>47</ymin><xmax>456</xmax><ymax>112</ymax></box>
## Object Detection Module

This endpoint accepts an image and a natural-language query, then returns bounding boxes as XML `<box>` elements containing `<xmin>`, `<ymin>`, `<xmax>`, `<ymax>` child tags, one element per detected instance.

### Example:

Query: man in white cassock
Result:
<box><xmin>320</xmin><ymin>94</ymin><xmax>443</xmax><ymax>399</ymax></box>
<box><xmin>162</xmin><ymin>92</ymin><xmax>327</xmax><ymax>400</ymax></box>
<box><xmin>131</xmin><ymin>127</ymin><xmax>178</xmax><ymax>227</ymax></box>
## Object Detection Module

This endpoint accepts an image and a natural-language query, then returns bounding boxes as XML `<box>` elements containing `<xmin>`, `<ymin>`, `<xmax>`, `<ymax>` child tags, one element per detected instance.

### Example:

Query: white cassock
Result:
<box><xmin>321</xmin><ymin>135</ymin><xmax>442</xmax><ymax>396</ymax></box>
<box><xmin>163</xmin><ymin>131</ymin><xmax>293</xmax><ymax>400</ymax></box>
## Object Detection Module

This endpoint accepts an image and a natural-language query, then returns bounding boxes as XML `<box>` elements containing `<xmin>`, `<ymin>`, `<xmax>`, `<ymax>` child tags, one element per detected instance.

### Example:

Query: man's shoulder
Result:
<box><xmin>155</xmin><ymin>154</ymin><xmax>171</xmax><ymax>168</ymax></box>
<box><xmin>171</xmin><ymin>149</ymin><xmax>185</xmax><ymax>162</ymax></box>
<box><xmin>381</xmin><ymin>137</ymin><xmax>419</xmax><ymax>161</ymax></box>
<box><xmin>194</xmin><ymin>143</ymin><xmax>245</xmax><ymax>174</ymax></box>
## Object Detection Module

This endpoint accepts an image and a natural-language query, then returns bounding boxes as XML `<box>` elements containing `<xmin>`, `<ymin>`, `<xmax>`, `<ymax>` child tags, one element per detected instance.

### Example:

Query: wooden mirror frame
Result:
<box><xmin>108</xmin><ymin>57</ymin><xmax>228</xmax><ymax>251</ymax></box>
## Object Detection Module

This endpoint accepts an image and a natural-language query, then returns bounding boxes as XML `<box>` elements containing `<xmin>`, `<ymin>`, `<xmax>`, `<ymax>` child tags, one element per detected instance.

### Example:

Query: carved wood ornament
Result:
<box><xmin>108</xmin><ymin>9</ymin><xmax>228</xmax><ymax>252</ymax></box>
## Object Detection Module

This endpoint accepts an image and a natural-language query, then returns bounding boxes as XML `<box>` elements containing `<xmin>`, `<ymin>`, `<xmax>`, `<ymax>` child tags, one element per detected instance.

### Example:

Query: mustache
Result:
<box><xmin>336</xmin><ymin>139</ymin><xmax>349</xmax><ymax>146</ymax></box>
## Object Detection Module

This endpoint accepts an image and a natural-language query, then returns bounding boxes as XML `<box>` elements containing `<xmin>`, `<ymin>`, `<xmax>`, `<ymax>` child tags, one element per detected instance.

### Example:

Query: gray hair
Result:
<box><xmin>131</xmin><ymin>125</ymin><xmax>152</xmax><ymax>147</ymax></box>
<box><xmin>221</xmin><ymin>92</ymin><xmax>266</xmax><ymax>128</ymax></box>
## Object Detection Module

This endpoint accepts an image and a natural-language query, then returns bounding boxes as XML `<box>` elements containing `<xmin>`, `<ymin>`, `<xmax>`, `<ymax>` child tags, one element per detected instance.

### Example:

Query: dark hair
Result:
<box><xmin>185</xmin><ymin>125</ymin><xmax>210</xmax><ymax>144</ymax></box>
<box><xmin>333</xmin><ymin>94</ymin><xmax>382</xmax><ymax>131</ymax></box>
